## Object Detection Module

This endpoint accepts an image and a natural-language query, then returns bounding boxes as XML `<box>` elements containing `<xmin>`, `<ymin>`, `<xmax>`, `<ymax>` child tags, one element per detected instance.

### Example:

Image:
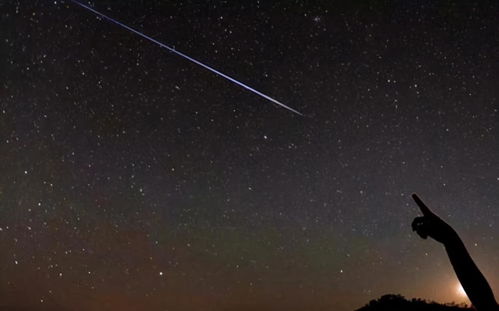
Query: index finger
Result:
<box><xmin>412</xmin><ymin>193</ymin><xmax>433</xmax><ymax>216</ymax></box>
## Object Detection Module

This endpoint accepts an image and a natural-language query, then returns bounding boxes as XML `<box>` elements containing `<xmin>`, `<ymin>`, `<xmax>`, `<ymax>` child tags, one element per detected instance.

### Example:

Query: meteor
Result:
<box><xmin>68</xmin><ymin>0</ymin><xmax>304</xmax><ymax>116</ymax></box>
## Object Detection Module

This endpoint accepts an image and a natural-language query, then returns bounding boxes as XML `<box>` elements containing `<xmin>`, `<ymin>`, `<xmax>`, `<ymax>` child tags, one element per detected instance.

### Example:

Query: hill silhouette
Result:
<box><xmin>356</xmin><ymin>294</ymin><xmax>472</xmax><ymax>311</ymax></box>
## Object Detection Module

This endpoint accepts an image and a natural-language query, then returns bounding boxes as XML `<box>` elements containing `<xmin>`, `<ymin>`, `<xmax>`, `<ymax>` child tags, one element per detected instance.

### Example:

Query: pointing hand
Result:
<box><xmin>411</xmin><ymin>194</ymin><xmax>457</xmax><ymax>244</ymax></box>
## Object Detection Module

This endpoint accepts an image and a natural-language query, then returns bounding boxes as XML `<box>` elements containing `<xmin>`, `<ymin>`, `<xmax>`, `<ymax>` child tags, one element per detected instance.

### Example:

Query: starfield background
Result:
<box><xmin>1</xmin><ymin>0</ymin><xmax>498</xmax><ymax>310</ymax></box>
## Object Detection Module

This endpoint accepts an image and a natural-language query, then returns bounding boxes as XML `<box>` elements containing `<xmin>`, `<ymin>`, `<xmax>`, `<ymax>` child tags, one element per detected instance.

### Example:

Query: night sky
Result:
<box><xmin>1</xmin><ymin>1</ymin><xmax>498</xmax><ymax>310</ymax></box>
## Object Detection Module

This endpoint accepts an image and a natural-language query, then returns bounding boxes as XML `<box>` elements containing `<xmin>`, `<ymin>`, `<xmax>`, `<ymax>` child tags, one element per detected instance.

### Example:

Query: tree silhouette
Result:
<box><xmin>356</xmin><ymin>294</ymin><xmax>471</xmax><ymax>311</ymax></box>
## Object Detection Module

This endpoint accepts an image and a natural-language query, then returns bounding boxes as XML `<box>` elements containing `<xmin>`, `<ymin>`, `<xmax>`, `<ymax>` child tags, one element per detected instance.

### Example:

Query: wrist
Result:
<box><xmin>442</xmin><ymin>230</ymin><xmax>462</xmax><ymax>248</ymax></box>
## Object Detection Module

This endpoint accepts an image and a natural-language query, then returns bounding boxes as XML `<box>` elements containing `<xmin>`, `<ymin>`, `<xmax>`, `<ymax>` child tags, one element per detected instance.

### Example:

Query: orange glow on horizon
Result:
<box><xmin>456</xmin><ymin>283</ymin><xmax>468</xmax><ymax>299</ymax></box>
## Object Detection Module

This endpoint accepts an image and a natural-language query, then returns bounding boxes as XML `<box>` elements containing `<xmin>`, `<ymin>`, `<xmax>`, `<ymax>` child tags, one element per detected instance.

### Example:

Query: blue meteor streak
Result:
<box><xmin>69</xmin><ymin>0</ymin><xmax>303</xmax><ymax>116</ymax></box>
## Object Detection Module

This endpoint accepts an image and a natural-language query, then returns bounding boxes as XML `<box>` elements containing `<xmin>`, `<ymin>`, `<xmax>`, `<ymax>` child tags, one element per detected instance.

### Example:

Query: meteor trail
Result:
<box><xmin>69</xmin><ymin>0</ymin><xmax>304</xmax><ymax>116</ymax></box>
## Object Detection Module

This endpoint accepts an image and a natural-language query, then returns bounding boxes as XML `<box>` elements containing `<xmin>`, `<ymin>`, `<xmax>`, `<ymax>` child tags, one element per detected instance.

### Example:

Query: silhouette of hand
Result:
<box><xmin>411</xmin><ymin>194</ymin><xmax>456</xmax><ymax>244</ymax></box>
